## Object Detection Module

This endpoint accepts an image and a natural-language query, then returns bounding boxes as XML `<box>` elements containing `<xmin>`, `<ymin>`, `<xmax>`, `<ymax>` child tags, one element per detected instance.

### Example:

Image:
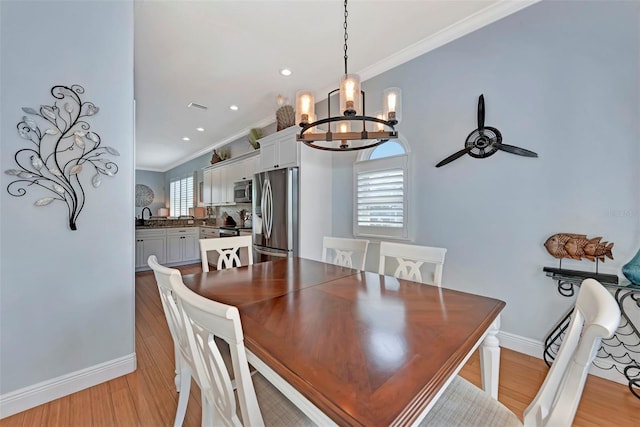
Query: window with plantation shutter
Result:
<box><xmin>169</xmin><ymin>175</ymin><xmax>194</xmax><ymax>217</ymax></box>
<box><xmin>354</xmin><ymin>142</ymin><xmax>408</xmax><ymax>239</ymax></box>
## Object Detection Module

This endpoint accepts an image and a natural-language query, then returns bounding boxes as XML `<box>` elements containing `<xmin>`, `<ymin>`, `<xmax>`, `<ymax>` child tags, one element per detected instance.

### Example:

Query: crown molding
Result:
<box><xmin>142</xmin><ymin>0</ymin><xmax>542</xmax><ymax>173</ymax></box>
<box><xmin>158</xmin><ymin>116</ymin><xmax>274</xmax><ymax>173</ymax></box>
<box><xmin>359</xmin><ymin>0</ymin><xmax>542</xmax><ymax>82</ymax></box>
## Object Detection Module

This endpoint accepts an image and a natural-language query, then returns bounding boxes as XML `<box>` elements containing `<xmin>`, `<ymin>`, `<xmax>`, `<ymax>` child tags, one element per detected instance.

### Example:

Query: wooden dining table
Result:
<box><xmin>182</xmin><ymin>257</ymin><xmax>505</xmax><ymax>426</ymax></box>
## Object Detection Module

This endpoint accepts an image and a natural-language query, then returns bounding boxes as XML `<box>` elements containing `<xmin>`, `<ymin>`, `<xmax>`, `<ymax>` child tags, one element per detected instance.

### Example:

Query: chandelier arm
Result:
<box><xmin>326</xmin><ymin>88</ymin><xmax>340</xmax><ymax>122</ymax></box>
<box><xmin>299</xmin><ymin>116</ymin><xmax>396</xmax><ymax>134</ymax></box>
<box><xmin>302</xmin><ymin>138</ymin><xmax>389</xmax><ymax>152</ymax></box>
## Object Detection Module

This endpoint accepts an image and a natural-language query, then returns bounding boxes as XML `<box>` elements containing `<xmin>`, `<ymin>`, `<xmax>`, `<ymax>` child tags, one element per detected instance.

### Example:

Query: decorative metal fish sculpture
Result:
<box><xmin>544</xmin><ymin>233</ymin><xmax>614</xmax><ymax>262</ymax></box>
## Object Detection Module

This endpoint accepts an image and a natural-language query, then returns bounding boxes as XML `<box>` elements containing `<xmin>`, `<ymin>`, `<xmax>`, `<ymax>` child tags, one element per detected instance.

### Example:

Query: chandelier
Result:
<box><xmin>295</xmin><ymin>0</ymin><xmax>402</xmax><ymax>151</ymax></box>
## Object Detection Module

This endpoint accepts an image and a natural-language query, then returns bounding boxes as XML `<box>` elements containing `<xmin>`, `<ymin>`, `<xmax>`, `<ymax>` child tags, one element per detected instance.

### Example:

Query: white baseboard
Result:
<box><xmin>0</xmin><ymin>353</ymin><xmax>136</xmax><ymax>418</ymax></box>
<box><xmin>498</xmin><ymin>331</ymin><xmax>544</xmax><ymax>359</ymax></box>
<box><xmin>498</xmin><ymin>331</ymin><xmax>627</xmax><ymax>385</ymax></box>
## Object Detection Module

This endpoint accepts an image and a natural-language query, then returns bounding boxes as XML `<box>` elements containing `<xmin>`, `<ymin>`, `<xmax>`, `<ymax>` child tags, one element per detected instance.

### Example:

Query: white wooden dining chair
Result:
<box><xmin>378</xmin><ymin>241</ymin><xmax>447</xmax><ymax>286</ymax></box>
<box><xmin>148</xmin><ymin>255</ymin><xmax>205</xmax><ymax>427</ymax></box>
<box><xmin>170</xmin><ymin>274</ymin><xmax>315</xmax><ymax>427</ymax></box>
<box><xmin>322</xmin><ymin>236</ymin><xmax>370</xmax><ymax>270</ymax></box>
<box><xmin>419</xmin><ymin>278</ymin><xmax>621</xmax><ymax>427</ymax></box>
<box><xmin>200</xmin><ymin>235</ymin><xmax>253</xmax><ymax>272</ymax></box>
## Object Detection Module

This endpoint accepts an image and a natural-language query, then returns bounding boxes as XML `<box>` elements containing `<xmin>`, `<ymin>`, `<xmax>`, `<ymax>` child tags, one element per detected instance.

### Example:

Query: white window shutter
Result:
<box><xmin>169</xmin><ymin>175</ymin><xmax>195</xmax><ymax>217</ymax></box>
<box><xmin>354</xmin><ymin>154</ymin><xmax>408</xmax><ymax>239</ymax></box>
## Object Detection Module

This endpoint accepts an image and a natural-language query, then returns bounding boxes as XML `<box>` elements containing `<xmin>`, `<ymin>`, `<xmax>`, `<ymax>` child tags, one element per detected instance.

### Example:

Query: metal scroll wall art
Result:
<box><xmin>4</xmin><ymin>84</ymin><xmax>119</xmax><ymax>230</ymax></box>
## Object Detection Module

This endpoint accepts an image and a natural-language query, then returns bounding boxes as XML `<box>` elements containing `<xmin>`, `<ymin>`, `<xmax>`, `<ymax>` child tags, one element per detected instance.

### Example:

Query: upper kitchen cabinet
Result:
<box><xmin>203</xmin><ymin>168</ymin><xmax>213</xmax><ymax>205</ymax></box>
<box><xmin>211</xmin><ymin>166</ymin><xmax>232</xmax><ymax>205</ymax></box>
<box><xmin>237</xmin><ymin>155</ymin><xmax>259</xmax><ymax>181</ymax></box>
<box><xmin>259</xmin><ymin>127</ymin><xmax>300</xmax><ymax>172</ymax></box>
<box><xmin>203</xmin><ymin>152</ymin><xmax>259</xmax><ymax>206</ymax></box>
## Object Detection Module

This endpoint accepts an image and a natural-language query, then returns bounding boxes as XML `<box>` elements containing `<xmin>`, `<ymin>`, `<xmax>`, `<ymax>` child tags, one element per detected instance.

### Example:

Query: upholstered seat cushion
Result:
<box><xmin>237</xmin><ymin>373</ymin><xmax>316</xmax><ymax>426</ymax></box>
<box><xmin>419</xmin><ymin>376</ymin><xmax>522</xmax><ymax>427</ymax></box>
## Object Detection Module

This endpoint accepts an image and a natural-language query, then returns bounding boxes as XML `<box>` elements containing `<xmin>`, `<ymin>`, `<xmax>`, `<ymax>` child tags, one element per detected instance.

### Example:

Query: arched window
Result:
<box><xmin>354</xmin><ymin>137</ymin><xmax>409</xmax><ymax>239</ymax></box>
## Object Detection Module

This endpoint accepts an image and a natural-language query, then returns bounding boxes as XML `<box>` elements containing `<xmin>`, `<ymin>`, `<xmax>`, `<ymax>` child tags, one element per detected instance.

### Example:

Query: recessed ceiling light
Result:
<box><xmin>229</xmin><ymin>105</ymin><xmax>239</xmax><ymax>111</ymax></box>
<box><xmin>182</xmin><ymin>137</ymin><xmax>190</xmax><ymax>141</ymax></box>
<box><xmin>196</xmin><ymin>127</ymin><xmax>204</xmax><ymax>132</ymax></box>
<box><xmin>280</xmin><ymin>68</ymin><xmax>292</xmax><ymax>77</ymax></box>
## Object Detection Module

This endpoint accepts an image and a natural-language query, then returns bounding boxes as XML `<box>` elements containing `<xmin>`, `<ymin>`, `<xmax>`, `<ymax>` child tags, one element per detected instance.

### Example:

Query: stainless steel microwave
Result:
<box><xmin>233</xmin><ymin>180</ymin><xmax>252</xmax><ymax>203</ymax></box>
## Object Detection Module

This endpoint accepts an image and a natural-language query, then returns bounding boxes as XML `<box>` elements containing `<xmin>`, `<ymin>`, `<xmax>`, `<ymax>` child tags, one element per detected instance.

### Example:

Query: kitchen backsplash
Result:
<box><xmin>216</xmin><ymin>203</ymin><xmax>252</xmax><ymax>227</ymax></box>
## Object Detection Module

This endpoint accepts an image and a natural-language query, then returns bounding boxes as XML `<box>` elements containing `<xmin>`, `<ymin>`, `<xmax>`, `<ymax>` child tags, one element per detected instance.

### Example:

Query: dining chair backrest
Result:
<box><xmin>420</xmin><ymin>278</ymin><xmax>620</xmax><ymax>427</ymax></box>
<box><xmin>200</xmin><ymin>235</ymin><xmax>254</xmax><ymax>272</ymax></box>
<box><xmin>522</xmin><ymin>278</ymin><xmax>620</xmax><ymax>426</ymax></box>
<box><xmin>322</xmin><ymin>236</ymin><xmax>370</xmax><ymax>270</ymax></box>
<box><xmin>378</xmin><ymin>241</ymin><xmax>447</xmax><ymax>286</ymax></box>
<box><xmin>171</xmin><ymin>274</ymin><xmax>264</xmax><ymax>427</ymax></box>
<box><xmin>147</xmin><ymin>255</ymin><xmax>198</xmax><ymax>426</ymax></box>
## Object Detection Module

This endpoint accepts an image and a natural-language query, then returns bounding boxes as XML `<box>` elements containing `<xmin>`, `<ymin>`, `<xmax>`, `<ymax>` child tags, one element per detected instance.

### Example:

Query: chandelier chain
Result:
<box><xmin>343</xmin><ymin>0</ymin><xmax>349</xmax><ymax>75</ymax></box>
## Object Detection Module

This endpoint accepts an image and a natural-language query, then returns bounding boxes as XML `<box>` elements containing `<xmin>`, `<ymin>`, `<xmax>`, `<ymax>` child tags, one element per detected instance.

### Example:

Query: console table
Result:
<box><xmin>543</xmin><ymin>267</ymin><xmax>640</xmax><ymax>399</ymax></box>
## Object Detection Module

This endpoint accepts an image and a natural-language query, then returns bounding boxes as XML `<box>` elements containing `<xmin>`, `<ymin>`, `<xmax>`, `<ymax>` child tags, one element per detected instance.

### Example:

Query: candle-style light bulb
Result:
<box><xmin>340</xmin><ymin>74</ymin><xmax>361</xmax><ymax>116</ymax></box>
<box><xmin>338</xmin><ymin>121</ymin><xmax>350</xmax><ymax>149</ymax></box>
<box><xmin>376</xmin><ymin>113</ymin><xmax>384</xmax><ymax>132</ymax></box>
<box><xmin>301</xmin><ymin>95</ymin><xmax>310</xmax><ymax>121</ymax></box>
<box><xmin>345</xmin><ymin>81</ymin><xmax>355</xmax><ymax>102</ymax></box>
<box><xmin>383</xmin><ymin>87</ymin><xmax>402</xmax><ymax>124</ymax></box>
<box><xmin>387</xmin><ymin>93</ymin><xmax>396</xmax><ymax>113</ymax></box>
<box><xmin>295</xmin><ymin>91</ymin><xmax>315</xmax><ymax>126</ymax></box>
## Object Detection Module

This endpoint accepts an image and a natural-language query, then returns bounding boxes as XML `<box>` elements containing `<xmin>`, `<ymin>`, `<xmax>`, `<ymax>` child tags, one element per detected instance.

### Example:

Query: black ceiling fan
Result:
<box><xmin>435</xmin><ymin>94</ymin><xmax>538</xmax><ymax>168</ymax></box>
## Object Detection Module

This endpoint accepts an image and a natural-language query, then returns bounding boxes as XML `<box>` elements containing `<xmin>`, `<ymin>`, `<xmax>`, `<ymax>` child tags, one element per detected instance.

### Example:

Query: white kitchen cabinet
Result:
<box><xmin>135</xmin><ymin>229</ymin><xmax>166</xmax><ymax>270</ymax></box>
<box><xmin>166</xmin><ymin>228</ymin><xmax>199</xmax><ymax>264</ymax></box>
<box><xmin>211</xmin><ymin>167</ymin><xmax>233</xmax><ymax>205</ymax></box>
<box><xmin>205</xmin><ymin>152</ymin><xmax>260</xmax><ymax>205</ymax></box>
<box><xmin>238</xmin><ymin>155</ymin><xmax>259</xmax><ymax>181</ymax></box>
<box><xmin>199</xmin><ymin>227</ymin><xmax>219</xmax><ymax>239</ymax></box>
<box><xmin>203</xmin><ymin>168</ymin><xmax>213</xmax><ymax>205</ymax></box>
<box><xmin>258</xmin><ymin>127</ymin><xmax>300</xmax><ymax>171</ymax></box>
<box><xmin>210</xmin><ymin>167</ymin><xmax>223</xmax><ymax>205</ymax></box>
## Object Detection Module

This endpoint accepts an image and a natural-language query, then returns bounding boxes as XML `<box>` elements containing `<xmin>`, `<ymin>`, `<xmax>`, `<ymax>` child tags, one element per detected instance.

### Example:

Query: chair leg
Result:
<box><xmin>201</xmin><ymin>389</ymin><xmax>213</xmax><ymax>427</ymax></box>
<box><xmin>174</xmin><ymin>362</ymin><xmax>191</xmax><ymax>427</ymax></box>
<box><xmin>174</xmin><ymin>345</ymin><xmax>181</xmax><ymax>392</ymax></box>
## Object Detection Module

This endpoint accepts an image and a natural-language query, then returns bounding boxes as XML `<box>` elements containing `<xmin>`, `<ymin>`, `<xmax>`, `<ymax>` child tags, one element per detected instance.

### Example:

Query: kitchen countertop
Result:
<box><xmin>135</xmin><ymin>223</ymin><xmax>219</xmax><ymax>230</ymax></box>
<box><xmin>135</xmin><ymin>223</ymin><xmax>251</xmax><ymax>231</ymax></box>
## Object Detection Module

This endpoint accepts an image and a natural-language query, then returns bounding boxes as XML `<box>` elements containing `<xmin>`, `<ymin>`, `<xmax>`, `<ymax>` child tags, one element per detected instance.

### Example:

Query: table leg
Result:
<box><xmin>480</xmin><ymin>316</ymin><xmax>501</xmax><ymax>399</ymax></box>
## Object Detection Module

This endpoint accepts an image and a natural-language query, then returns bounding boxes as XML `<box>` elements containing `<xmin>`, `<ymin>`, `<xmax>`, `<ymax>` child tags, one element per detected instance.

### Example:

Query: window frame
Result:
<box><xmin>353</xmin><ymin>137</ymin><xmax>410</xmax><ymax>240</ymax></box>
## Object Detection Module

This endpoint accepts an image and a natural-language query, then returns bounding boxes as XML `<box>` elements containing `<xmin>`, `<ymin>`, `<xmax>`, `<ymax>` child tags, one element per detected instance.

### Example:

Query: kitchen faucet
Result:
<box><xmin>141</xmin><ymin>207</ymin><xmax>152</xmax><ymax>225</ymax></box>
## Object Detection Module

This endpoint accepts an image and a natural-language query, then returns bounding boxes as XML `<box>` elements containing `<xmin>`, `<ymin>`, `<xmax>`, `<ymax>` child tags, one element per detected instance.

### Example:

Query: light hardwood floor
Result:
<box><xmin>1</xmin><ymin>263</ymin><xmax>638</xmax><ymax>426</ymax></box>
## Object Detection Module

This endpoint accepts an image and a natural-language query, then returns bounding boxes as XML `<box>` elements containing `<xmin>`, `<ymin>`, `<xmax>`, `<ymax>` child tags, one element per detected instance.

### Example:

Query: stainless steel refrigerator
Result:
<box><xmin>252</xmin><ymin>167</ymin><xmax>299</xmax><ymax>263</ymax></box>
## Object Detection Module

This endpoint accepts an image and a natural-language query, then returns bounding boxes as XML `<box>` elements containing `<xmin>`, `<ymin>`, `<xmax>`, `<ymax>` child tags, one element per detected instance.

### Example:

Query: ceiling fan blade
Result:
<box><xmin>494</xmin><ymin>143</ymin><xmax>538</xmax><ymax>157</ymax></box>
<box><xmin>477</xmin><ymin>94</ymin><xmax>485</xmax><ymax>132</ymax></box>
<box><xmin>436</xmin><ymin>146</ymin><xmax>474</xmax><ymax>168</ymax></box>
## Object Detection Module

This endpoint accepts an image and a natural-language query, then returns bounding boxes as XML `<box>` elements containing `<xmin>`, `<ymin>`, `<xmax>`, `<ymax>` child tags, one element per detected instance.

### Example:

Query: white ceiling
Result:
<box><xmin>134</xmin><ymin>0</ymin><xmax>537</xmax><ymax>172</ymax></box>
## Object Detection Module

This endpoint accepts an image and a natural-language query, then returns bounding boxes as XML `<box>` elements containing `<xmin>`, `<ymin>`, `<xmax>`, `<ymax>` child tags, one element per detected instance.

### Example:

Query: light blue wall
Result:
<box><xmin>164</xmin><ymin>154</ymin><xmax>211</xmax><ymax>211</ymax></box>
<box><xmin>332</xmin><ymin>0</ymin><xmax>639</xmax><ymax>341</ymax></box>
<box><xmin>0</xmin><ymin>0</ymin><xmax>134</xmax><ymax>397</ymax></box>
<box><xmin>135</xmin><ymin>170</ymin><xmax>165</xmax><ymax>217</ymax></box>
